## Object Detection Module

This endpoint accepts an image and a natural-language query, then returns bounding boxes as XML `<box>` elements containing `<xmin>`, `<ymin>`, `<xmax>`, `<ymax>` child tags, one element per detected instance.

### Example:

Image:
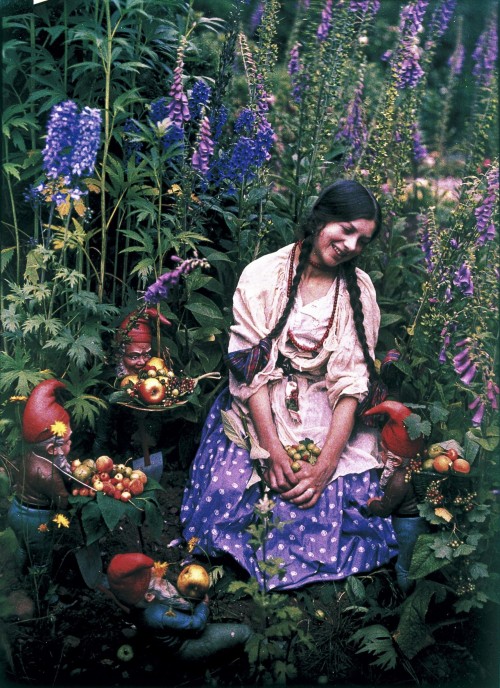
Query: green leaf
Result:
<box><xmin>220</xmin><ymin>410</ymin><xmax>249</xmax><ymax>450</ymax></box>
<box><xmin>380</xmin><ymin>313</ymin><xmax>404</xmax><ymax>327</ymax></box>
<box><xmin>409</xmin><ymin>534</ymin><xmax>450</xmax><ymax>579</ymax></box>
<box><xmin>184</xmin><ymin>294</ymin><xmax>224</xmax><ymax>326</ymax></box>
<box><xmin>393</xmin><ymin>580</ymin><xmax>447</xmax><ymax>659</ymax></box>
<box><xmin>403</xmin><ymin>413</ymin><xmax>431</xmax><ymax>440</ymax></box>
<box><xmin>350</xmin><ymin>624</ymin><xmax>397</xmax><ymax>671</ymax></box>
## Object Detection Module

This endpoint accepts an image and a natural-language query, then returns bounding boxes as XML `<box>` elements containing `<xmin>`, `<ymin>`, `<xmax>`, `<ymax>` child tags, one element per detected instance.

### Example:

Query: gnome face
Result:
<box><xmin>121</xmin><ymin>342</ymin><xmax>152</xmax><ymax>375</ymax></box>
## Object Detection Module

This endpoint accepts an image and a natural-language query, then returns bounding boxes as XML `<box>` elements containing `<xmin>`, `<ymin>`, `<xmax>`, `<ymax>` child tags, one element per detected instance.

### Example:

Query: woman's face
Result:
<box><xmin>312</xmin><ymin>218</ymin><xmax>376</xmax><ymax>267</ymax></box>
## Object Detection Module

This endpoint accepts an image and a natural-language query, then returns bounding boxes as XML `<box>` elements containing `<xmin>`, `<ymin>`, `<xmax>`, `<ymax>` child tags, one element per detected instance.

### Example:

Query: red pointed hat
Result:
<box><xmin>117</xmin><ymin>308</ymin><xmax>171</xmax><ymax>345</ymax></box>
<box><xmin>107</xmin><ymin>553</ymin><xmax>154</xmax><ymax>606</ymax></box>
<box><xmin>22</xmin><ymin>379</ymin><xmax>70</xmax><ymax>444</ymax></box>
<box><xmin>363</xmin><ymin>400</ymin><xmax>424</xmax><ymax>458</ymax></box>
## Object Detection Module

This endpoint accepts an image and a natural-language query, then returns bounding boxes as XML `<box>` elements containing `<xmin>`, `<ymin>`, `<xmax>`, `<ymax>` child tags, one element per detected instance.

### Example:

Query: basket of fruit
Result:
<box><xmin>109</xmin><ymin>355</ymin><xmax>221</xmax><ymax>411</ymax></box>
<box><xmin>412</xmin><ymin>440</ymin><xmax>475</xmax><ymax>502</ymax></box>
<box><xmin>68</xmin><ymin>454</ymin><xmax>165</xmax><ymax>544</ymax></box>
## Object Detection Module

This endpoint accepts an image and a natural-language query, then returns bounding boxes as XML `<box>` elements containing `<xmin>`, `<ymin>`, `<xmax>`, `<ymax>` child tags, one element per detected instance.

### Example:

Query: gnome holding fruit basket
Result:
<box><xmin>8</xmin><ymin>379</ymin><xmax>73</xmax><ymax>572</ymax></box>
<box><xmin>106</xmin><ymin>554</ymin><xmax>252</xmax><ymax>661</ymax></box>
<box><xmin>362</xmin><ymin>400</ymin><xmax>430</xmax><ymax>594</ymax></box>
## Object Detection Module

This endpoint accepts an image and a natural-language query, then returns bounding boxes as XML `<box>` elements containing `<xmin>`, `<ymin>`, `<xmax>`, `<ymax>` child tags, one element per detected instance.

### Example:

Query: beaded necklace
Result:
<box><xmin>286</xmin><ymin>242</ymin><xmax>341</xmax><ymax>353</ymax></box>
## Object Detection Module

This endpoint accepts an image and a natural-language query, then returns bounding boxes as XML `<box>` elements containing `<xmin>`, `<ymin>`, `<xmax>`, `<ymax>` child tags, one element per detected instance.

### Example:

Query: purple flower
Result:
<box><xmin>288</xmin><ymin>42</ymin><xmax>304</xmax><ymax>103</ymax></box>
<box><xmin>162</xmin><ymin>124</ymin><xmax>184</xmax><ymax>157</ymax></box>
<box><xmin>166</xmin><ymin>45</ymin><xmax>191</xmax><ymax>128</ymax></box>
<box><xmin>42</xmin><ymin>100</ymin><xmax>102</xmax><ymax>183</ymax></box>
<box><xmin>475</xmin><ymin>166</ymin><xmax>498</xmax><ymax>244</ymax></box>
<box><xmin>149</xmin><ymin>97</ymin><xmax>169</xmax><ymax>125</ymax></box>
<box><xmin>249</xmin><ymin>1</ymin><xmax>264</xmax><ymax>34</ymax></box>
<box><xmin>469</xmin><ymin>396</ymin><xmax>485</xmax><ymax>426</ymax></box>
<box><xmin>460</xmin><ymin>362</ymin><xmax>478</xmax><ymax>386</ymax></box>
<box><xmin>234</xmin><ymin>108</ymin><xmax>256</xmax><ymax>135</ymax></box>
<box><xmin>472</xmin><ymin>18</ymin><xmax>498</xmax><ymax>88</ymax></box>
<box><xmin>335</xmin><ymin>80</ymin><xmax>367</xmax><ymax>168</ymax></box>
<box><xmin>210</xmin><ymin>105</ymin><xmax>228</xmax><ymax>144</ymax></box>
<box><xmin>418</xmin><ymin>220</ymin><xmax>434</xmax><ymax>272</ymax></box>
<box><xmin>349</xmin><ymin>0</ymin><xmax>380</xmax><ymax>16</ymax></box>
<box><xmin>453</xmin><ymin>263</ymin><xmax>474</xmax><ymax>297</ymax></box>
<box><xmin>439</xmin><ymin>347</ymin><xmax>447</xmax><ymax>364</ymax></box>
<box><xmin>189</xmin><ymin>80</ymin><xmax>211</xmax><ymax>120</ymax></box>
<box><xmin>430</xmin><ymin>0</ymin><xmax>457</xmax><ymax>39</ymax></box>
<box><xmin>450</xmin><ymin>238</ymin><xmax>460</xmax><ymax>249</ymax></box>
<box><xmin>143</xmin><ymin>255</ymin><xmax>210</xmax><ymax>305</ymax></box>
<box><xmin>412</xmin><ymin>122</ymin><xmax>428</xmax><ymax>163</ymax></box>
<box><xmin>317</xmin><ymin>0</ymin><xmax>333</xmax><ymax>42</ymax></box>
<box><xmin>487</xmin><ymin>380</ymin><xmax>499</xmax><ymax>410</ymax></box>
<box><xmin>448</xmin><ymin>42</ymin><xmax>465</xmax><ymax>76</ymax></box>
<box><xmin>192</xmin><ymin>116</ymin><xmax>214</xmax><ymax>174</ymax></box>
<box><xmin>392</xmin><ymin>0</ymin><xmax>430</xmax><ymax>90</ymax></box>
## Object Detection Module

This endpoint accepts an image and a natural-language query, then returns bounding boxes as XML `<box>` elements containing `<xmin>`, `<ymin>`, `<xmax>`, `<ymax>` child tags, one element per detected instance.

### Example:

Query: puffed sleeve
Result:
<box><xmin>143</xmin><ymin>600</ymin><xmax>210</xmax><ymax>633</ymax></box>
<box><xmin>324</xmin><ymin>268</ymin><xmax>380</xmax><ymax>409</ymax></box>
<box><xmin>228</xmin><ymin>247</ymin><xmax>290</xmax><ymax>402</ymax></box>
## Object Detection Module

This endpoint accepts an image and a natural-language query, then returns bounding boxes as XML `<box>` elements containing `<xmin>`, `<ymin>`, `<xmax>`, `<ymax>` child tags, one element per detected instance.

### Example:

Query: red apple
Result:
<box><xmin>93</xmin><ymin>480</ymin><xmax>104</xmax><ymax>491</ymax></box>
<box><xmin>137</xmin><ymin>377</ymin><xmax>166</xmax><ymax>404</ymax></box>
<box><xmin>120</xmin><ymin>491</ymin><xmax>132</xmax><ymax>502</ymax></box>
<box><xmin>102</xmin><ymin>483</ymin><xmax>114</xmax><ymax>495</ymax></box>
<box><xmin>95</xmin><ymin>455</ymin><xmax>114</xmax><ymax>473</ymax></box>
<box><xmin>113</xmin><ymin>473</ymin><xmax>124</xmax><ymax>482</ymax></box>
<box><xmin>129</xmin><ymin>478</ymin><xmax>144</xmax><ymax>496</ymax></box>
<box><xmin>99</xmin><ymin>472</ymin><xmax>110</xmax><ymax>482</ymax></box>
<box><xmin>130</xmin><ymin>470</ymin><xmax>147</xmax><ymax>484</ymax></box>
<box><xmin>113</xmin><ymin>490</ymin><xmax>122</xmax><ymax>500</ymax></box>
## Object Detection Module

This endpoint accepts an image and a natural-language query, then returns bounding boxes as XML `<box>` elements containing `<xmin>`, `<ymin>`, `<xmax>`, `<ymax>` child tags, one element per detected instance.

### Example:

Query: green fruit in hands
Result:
<box><xmin>291</xmin><ymin>461</ymin><xmax>302</xmax><ymax>472</ymax></box>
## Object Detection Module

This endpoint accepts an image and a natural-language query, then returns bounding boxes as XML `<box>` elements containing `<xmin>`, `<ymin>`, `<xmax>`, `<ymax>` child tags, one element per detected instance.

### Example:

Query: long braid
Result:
<box><xmin>267</xmin><ymin>234</ymin><xmax>315</xmax><ymax>341</ymax></box>
<box><xmin>343</xmin><ymin>261</ymin><xmax>377</xmax><ymax>382</ymax></box>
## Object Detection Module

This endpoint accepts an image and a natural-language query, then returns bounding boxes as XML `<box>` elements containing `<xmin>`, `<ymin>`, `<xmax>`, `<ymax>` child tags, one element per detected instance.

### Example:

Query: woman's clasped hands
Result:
<box><xmin>263</xmin><ymin>443</ymin><xmax>336</xmax><ymax>509</ymax></box>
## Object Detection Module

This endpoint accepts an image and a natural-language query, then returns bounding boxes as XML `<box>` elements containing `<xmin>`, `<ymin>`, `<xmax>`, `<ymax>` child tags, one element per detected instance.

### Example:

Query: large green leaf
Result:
<box><xmin>408</xmin><ymin>534</ymin><xmax>450</xmax><ymax>579</ymax></box>
<box><xmin>393</xmin><ymin>581</ymin><xmax>447</xmax><ymax>659</ymax></box>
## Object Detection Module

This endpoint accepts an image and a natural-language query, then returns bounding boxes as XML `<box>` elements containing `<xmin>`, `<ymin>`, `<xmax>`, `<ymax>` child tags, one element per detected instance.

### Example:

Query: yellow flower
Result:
<box><xmin>50</xmin><ymin>421</ymin><xmax>68</xmax><ymax>438</ymax></box>
<box><xmin>38</xmin><ymin>523</ymin><xmax>49</xmax><ymax>533</ymax></box>
<box><xmin>167</xmin><ymin>183</ymin><xmax>183</xmax><ymax>196</ymax></box>
<box><xmin>187</xmin><ymin>537</ymin><xmax>200</xmax><ymax>554</ymax></box>
<box><xmin>9</xmin><ymin>395</ymin><xmax>28</xmax><ymax>403</ymax></box>
<box><xmin>52</xmin><ymin>514</ymin><xmax>70</xmax><ymax>529</ymax></box>
<box><xmin>152</xmin><ymin>561</ymin><xmax>169</xmax><ymax>579</ymax></box>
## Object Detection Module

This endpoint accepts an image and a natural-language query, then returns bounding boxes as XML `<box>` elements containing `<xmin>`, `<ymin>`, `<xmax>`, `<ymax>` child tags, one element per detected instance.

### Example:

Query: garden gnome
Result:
<box><xmin>106</xmin><ymin>553</ymin><xmax>252</xmax><ymax>661</ymax></box>
<box><xmin>116</xmin><ymin>308</ymin><xmax>171</xmax><ymax>377</ymax></box>
<box><xmin>8</xmin><ymin>379</ymin><xmax>73</xmax><ymax>572</ymax></box>
<box><xmin>362</xmin><ymin>400</ymin><xmax>428</xmax><ymax>593</ymax></box>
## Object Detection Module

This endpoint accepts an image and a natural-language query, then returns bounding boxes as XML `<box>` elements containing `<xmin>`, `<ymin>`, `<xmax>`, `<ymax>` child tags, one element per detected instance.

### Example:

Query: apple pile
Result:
<box><xmin>70</xmin><ymin>455</ymin><xmax>148</xmax><ymax>502</ymax></box>
<box><xmin>118</xmin><ymin>356</ymin><xmax>196</xmax><ymax>407</ymax></box>
<box><xmin>421</xmin><ymin>442</ymin><xmax>471</xmax><ymax>475</ymax></box>
<box><xmin>284</xmin><ymin>438</ymin><xmax>321</xmax><ymax>473</ymax></box>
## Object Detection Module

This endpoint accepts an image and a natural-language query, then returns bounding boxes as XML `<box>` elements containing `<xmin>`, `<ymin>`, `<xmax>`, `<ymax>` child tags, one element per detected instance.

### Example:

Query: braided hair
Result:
<box><xmin>268</xmin><ymin>180</ymin><xmax>382</xmax><ymax>385</ymax></box>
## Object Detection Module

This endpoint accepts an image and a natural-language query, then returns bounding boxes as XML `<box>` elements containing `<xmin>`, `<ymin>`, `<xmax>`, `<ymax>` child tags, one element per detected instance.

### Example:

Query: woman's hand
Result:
<box><xmin>280</xmin><ymin>456</ymin><xmax>338</xmax><ymax>509</ymax></box>
<box><xmin>263</xmin><ymin>443</ymin><xmax>299</xmax><ymax>493</ymax></box>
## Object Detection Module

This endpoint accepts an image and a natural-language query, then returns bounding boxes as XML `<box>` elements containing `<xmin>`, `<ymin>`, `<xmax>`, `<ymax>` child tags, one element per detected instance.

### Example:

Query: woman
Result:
<box><xmin>181</xmin><ymin>180</ymin><xmax>397</xmax><ymax>590</ymax></box>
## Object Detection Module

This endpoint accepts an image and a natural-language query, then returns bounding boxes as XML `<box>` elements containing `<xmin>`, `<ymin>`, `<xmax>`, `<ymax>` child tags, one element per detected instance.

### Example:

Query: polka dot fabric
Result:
<box><xmin>181</xmin><ymin>389</ymin><xmax>398</xmax><ymax>590</ymax></box>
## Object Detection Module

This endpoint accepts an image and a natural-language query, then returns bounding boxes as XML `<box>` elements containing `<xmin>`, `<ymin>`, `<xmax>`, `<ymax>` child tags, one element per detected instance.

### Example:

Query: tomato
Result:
<box><xmin>446</xmin><ymin>448</ymin><xmax>460</xmax><ymax>462</ymax></box>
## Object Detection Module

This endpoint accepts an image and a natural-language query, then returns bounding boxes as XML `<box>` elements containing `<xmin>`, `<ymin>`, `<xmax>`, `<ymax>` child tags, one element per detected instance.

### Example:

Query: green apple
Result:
<box><xmin>427</xmin><ymin>443</ymin><xmax>445</xmax><ymax>458</ymax></box>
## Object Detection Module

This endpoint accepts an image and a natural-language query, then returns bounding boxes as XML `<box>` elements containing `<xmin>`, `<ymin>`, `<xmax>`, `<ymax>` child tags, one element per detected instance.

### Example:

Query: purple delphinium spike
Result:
<box><xmin>472</xmin><ymin>18</ymin><xmax>498</xmax><ymax>88</ymax></box>
<box><xmin>192</xmin><ymin>116</ymin><xmax>214</xmax><ymax>174</ymax></box>
<box><xmin>392</xmin><ymin>0</ymin><xmax>430</xmax><ymax>90</ymax></box>
<box><xmin>189</xmin><ymin>80</ymin><xmax>211</xmax><ymax>120</ymax></box>
<box><xmin>249</xmin><ymin>1</ymin><xmax>264</xmax><ymax>34</ymax></box>
<box><xmin>149</xmin><ymin>97</ymin><xmax>169</xmax><ymax>125</ymax></box>
<box><xmin>42</xmin><ymin>100</ymin><xmax>80</xmax><ymax>182</ymax></box>
<box><xmin>317</xmin><ymin>0</ymin><xmax>333</xmax><ymax>42</ymax></box>
<box><xmin>71</xmin><ymin>106</ymin><xmax>101</xmax><ymax>178</ymax></box>
<box><xmin>418</xmin><ymin>220</ymin><xmax>434</xmax><ymax>272</ymax></box>
<box><xmin>430</xmin><ymin>0</ymin><xmax>457</xmax><ymax>39</ymax></box>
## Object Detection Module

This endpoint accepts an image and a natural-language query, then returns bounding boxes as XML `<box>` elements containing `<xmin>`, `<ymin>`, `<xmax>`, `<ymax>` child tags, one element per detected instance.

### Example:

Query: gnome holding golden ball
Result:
<box><xmin>362</xmin><ymin>400</ymin><xmax>430</xmax><ymax>594</ymax></box>
<box><xmin>106</xmin><ymin>553</ymin><xmax>252</xmax><ymax>660</ymax></box>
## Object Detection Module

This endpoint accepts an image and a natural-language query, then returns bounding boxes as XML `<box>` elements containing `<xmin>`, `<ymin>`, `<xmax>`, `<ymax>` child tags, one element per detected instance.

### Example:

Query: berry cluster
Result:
<box><xmin>452</xmin><ymin>491</ymin><xmax>477</xmax><ymax>512</ymax></box>
<box><xmin>284</xmin><ymin>438</ymin><xmax>321</xmax><ymax>473</ymax></box>
<box><xmin>456</xmin><ymin>576</ymin><xmax>476</xmax><ymax>595</ymax></box>
<box><xmin>425</xmin><ymin>481</ymin><xmax>445</xmax><ymax>506</ymax></box>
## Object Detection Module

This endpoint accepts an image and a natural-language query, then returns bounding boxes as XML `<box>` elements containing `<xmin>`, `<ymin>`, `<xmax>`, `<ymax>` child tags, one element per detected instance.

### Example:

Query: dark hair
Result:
<box><xmin>268</xmin><ymin>179</ymin><xmax>381</xmax><ymax>382</ymax></box>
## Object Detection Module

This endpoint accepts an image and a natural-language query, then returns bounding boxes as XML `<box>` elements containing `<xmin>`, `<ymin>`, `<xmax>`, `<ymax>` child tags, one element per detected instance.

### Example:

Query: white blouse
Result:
<box><xmin>226</xmin><ymin>243</ymin><xmax>382</xmax><ymax>480</ymax></box>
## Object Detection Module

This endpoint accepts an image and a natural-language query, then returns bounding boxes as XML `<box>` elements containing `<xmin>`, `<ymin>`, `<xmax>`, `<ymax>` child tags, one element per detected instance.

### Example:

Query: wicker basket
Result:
<box><xmin>412</xmin><ymin>470</ymin><xmax>475</xmax><ymax>503</ymax></box>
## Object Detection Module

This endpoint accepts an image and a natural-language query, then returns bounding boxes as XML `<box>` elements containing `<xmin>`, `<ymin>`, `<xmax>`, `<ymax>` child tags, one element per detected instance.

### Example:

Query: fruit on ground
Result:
<box><xmin>452</xmin><ymin>458</ymin><xmax>471</xmax><ymax>474</ymax></box>
<box><xmin>433</xmin><ymin>454</ymin><xmax>452</xmax><ymax>473</ymax></box>
<box><xmin>129</xmin><ymin>478</ymin><xmax>144</xmax><ymax>495</ymax></box>
<box><xmin>130</xmin><ymin>470</ymin><xmax>148</xmax><ymax>484</ymax></box>
<box><xmin>95</xmin><ymin>455</ymin><xmax>114</xmax><ymax>473</ymax></box>
<box><xmin>177</xmin><ymin>564</ymin><xmax>210</xmax><ymax>599</ymax></box>
<box><xmin>137</xmin><ymin>377</ymin><xmax>166</xmax><ymax>404</ymax></box>
<box><xmin>120</xmin><ymin>374</ymin><xmax>139</xmax><ymax>388</ymax></box>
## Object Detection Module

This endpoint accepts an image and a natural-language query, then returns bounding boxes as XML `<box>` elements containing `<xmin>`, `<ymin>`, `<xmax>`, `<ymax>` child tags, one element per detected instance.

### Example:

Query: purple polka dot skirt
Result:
<box><xmin>181</xmin><ymin>389</ymin><xmax>398</xmax><ymax>590</ymax></box>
